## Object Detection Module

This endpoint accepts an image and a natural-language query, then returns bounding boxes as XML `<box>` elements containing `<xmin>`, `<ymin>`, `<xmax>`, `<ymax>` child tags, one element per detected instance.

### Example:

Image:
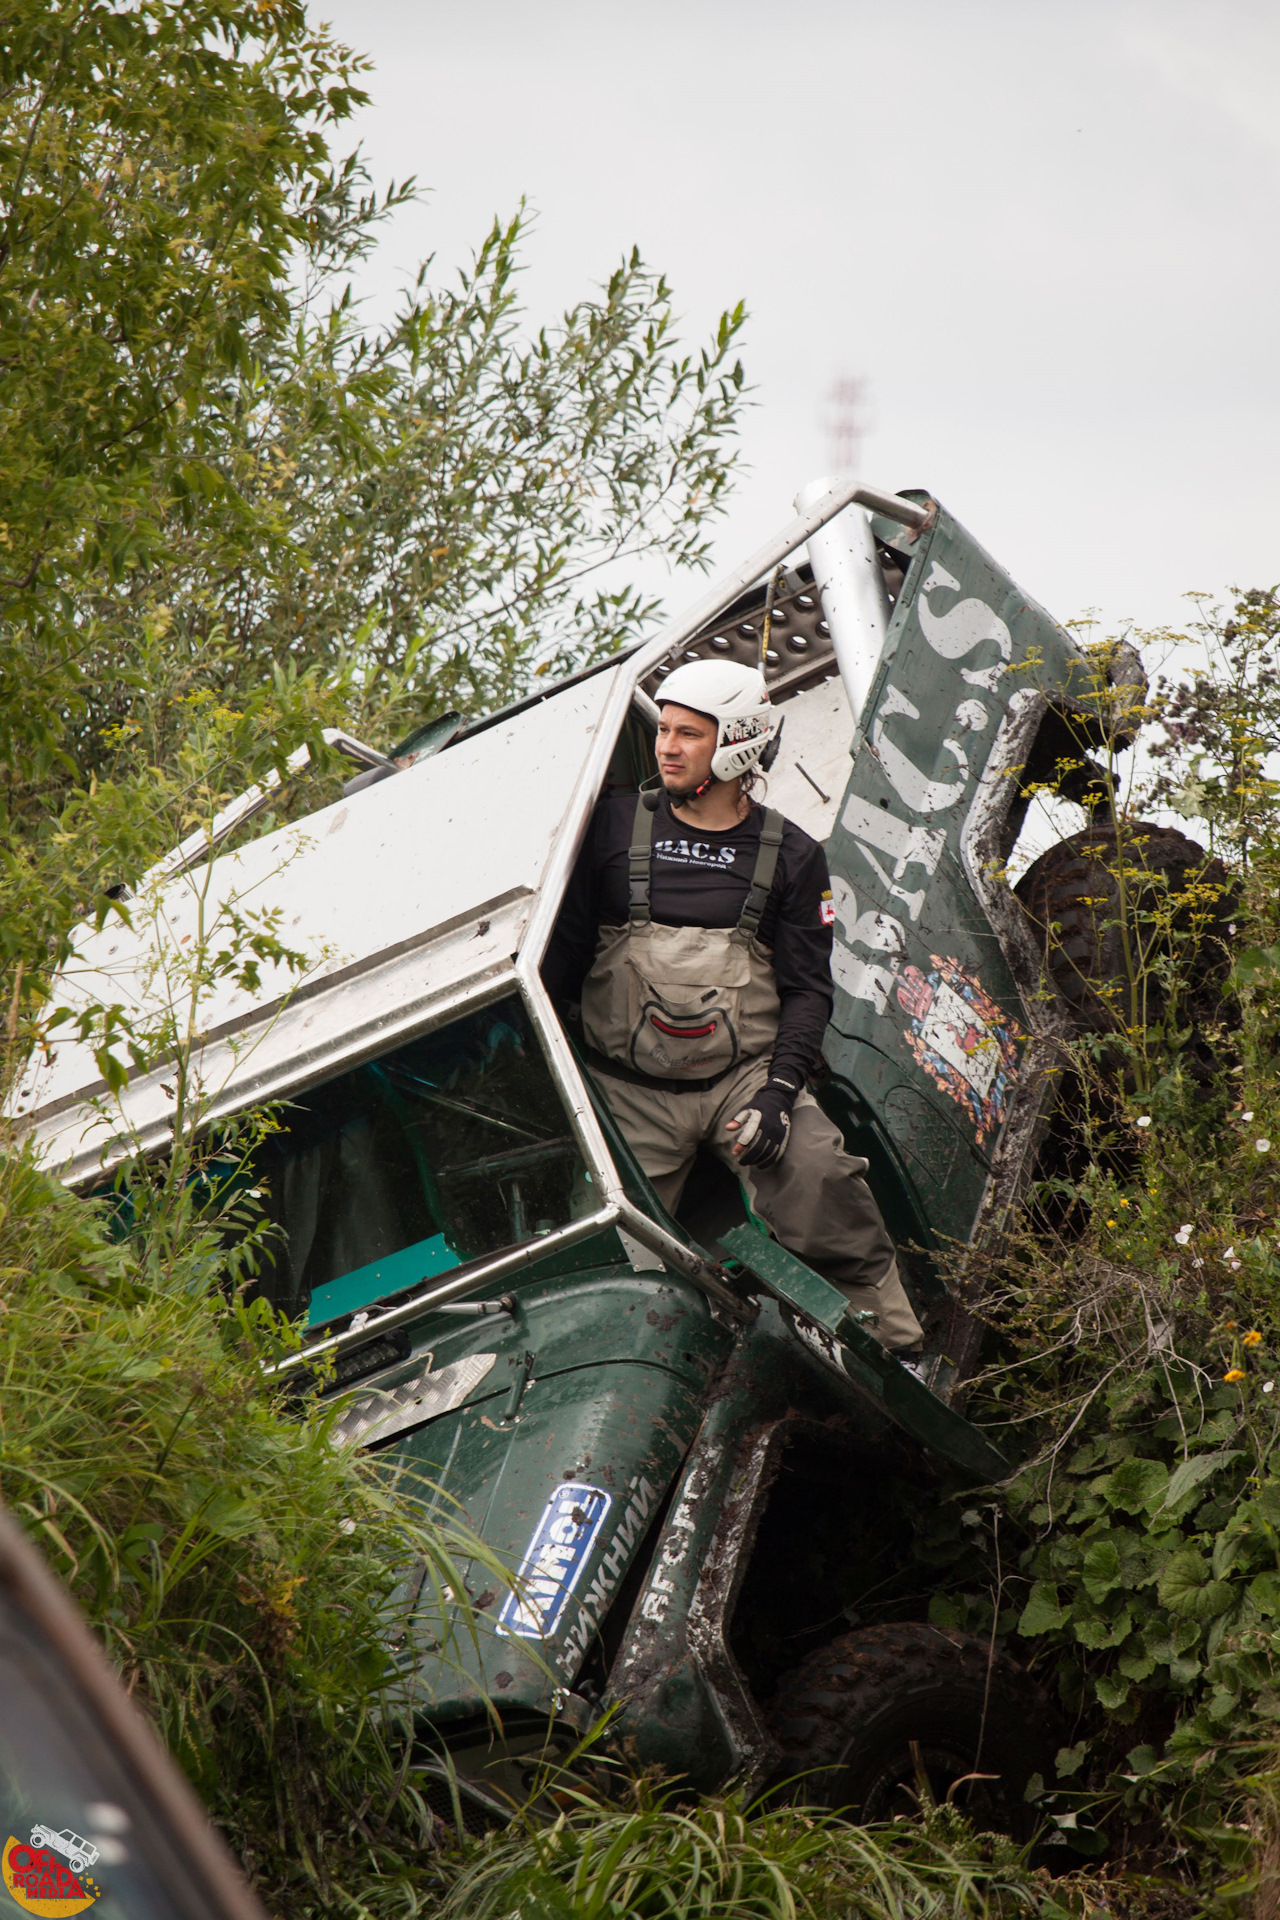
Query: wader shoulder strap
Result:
<box><xmin>628</xmin><ymin>795</ymin><xmax>655</xmax><ymax>925</ymax></box>
<box><xmin>737</xmin><ymin>808</ymin><xmax>784</xmax><ymax>937</ymax></box>
<box><xmin>628</xmin><ymin>796</ymin><xmax>782</xmax><ymax>933</ymax></box>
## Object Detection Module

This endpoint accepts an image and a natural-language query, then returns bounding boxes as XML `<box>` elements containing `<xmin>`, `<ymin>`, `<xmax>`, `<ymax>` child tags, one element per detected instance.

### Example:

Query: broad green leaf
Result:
<box><xmin>1232</xmin><ymin>945</ymin><xmax>1280</xmax><ymax>984</ymax></box>
<box><xmin>1075</xmin><ymin>1605</ymin><xmax>1133</xmax><ymax>1650</ymax></box>
<box><xmin>1119</xmin><ymin>1643</ymin><xmax>1157</xmax><ymax>1681</ymax></box>
<box><xmin>1018</xmin><ymin>1580</ymin><xmax>1069</xmax><ymax>1636</ymax></box>
<box><xmin>1158</xmin><ymin>1449</ymin><xmax>1244</xmax><ymax>1516</ymax></box>
<box><xmin>1158</xmin><ymin>1549</ymin><xmax>1234</xmax><ymax>1620</ymax></box>
<box><xmin>1082</xmin><ymin>1538</ymin><xmax>1123</xmax><ymax>1601</ymax></box>
<box><xmin>1102</xmin><ymin>1457</ymin><xmax>1168</xmax><ymax>1514</ymax></box>
<box><xmin>928</xmin><ymin>1593</ymin><xmax>962</xmax><ymax>1630</ymax></box>
<box><xmin>1246</xmin><ymin>1571</ymin><xmax>1280</xmax><ymax>1618</ymax></box>
<box><xmin>1095</xmin><ymin>1673</ymin><xmax>1130</xmax><ymax>1709</ymax></box>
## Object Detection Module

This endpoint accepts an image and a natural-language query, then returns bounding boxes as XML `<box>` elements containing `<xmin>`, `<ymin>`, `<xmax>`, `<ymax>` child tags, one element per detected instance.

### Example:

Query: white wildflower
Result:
<box><xmin>1174</xmin><ymin>1224</ymin><xmax>1194</xmax><ymax>1245</ymax></box>
<box><xmin>1243</xmin><ymin>1111</ymin><xmax>1255</xmax><ymax>1122</ymax></box>
<box><xmin>1266</xmin><ymin>1381</ymin><xmax>1276</xmax><ymax>1394</ymax></box>
<box><xmin>1136</xmin><ymin>1115</ymin><xmax>1152</xmax><ymax>1128</ymax></box>
<box><xmin>1258</xmin><ymin>1139</ymin><xmax>1272</xmax><ymax>1154</ymax></box>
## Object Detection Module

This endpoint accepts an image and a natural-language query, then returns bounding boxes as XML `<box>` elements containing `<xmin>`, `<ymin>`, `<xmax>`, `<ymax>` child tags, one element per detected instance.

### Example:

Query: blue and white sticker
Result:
<box><xmin>496</xmin><ymin>1482</ymin><xmax>613</xmax><ymax>1640</ymax></box>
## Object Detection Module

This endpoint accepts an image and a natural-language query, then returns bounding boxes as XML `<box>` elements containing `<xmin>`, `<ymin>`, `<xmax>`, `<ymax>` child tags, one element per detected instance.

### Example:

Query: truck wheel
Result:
<box><xmin>1014</xmin><ymin>822</ymin><xmax>1233</xmax><ymax>1054</ymax></box>
<box><xmin>765</xmin><ymin>1623</ymin><xmax>1055</xmax><ymax>1836</ymax></box>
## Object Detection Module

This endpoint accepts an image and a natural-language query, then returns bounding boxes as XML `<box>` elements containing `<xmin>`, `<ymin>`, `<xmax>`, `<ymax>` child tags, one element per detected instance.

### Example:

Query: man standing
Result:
<box><xmin>543</xmin><ymin>659</ymin><xmax>922</xmax><ymax>1352</ymax></box>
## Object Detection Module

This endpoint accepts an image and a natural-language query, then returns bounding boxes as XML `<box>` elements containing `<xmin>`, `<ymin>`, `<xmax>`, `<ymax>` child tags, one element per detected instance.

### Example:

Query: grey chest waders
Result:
<box><xmin>581</xmin><ymin>799</ymin><xmax>785</xmax><ymax>1087</ymax></box>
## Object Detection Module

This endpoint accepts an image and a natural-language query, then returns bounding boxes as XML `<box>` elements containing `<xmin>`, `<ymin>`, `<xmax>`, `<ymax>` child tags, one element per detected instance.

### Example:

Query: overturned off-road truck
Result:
<box><xmin>9</xmin><ymin>475</ymin><xmax>1204</xmax><ymax>1832</ymax></box>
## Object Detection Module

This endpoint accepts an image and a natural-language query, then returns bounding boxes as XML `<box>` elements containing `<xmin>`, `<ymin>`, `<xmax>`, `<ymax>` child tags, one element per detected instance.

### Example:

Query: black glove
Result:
<box><xmin>728</xmin><ymin>1075</ymin><xmax>800</xmax><ymax>1168</ymax></box>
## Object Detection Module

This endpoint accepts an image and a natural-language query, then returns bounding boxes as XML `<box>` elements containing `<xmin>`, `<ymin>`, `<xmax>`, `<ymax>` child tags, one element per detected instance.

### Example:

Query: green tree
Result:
<box><xmin>0</xmin><ymin>0</ymin><xmax>371</xmax><ymax>758</ymax></box>
<box><xmin>0</xmin><ymin>0</ymin><xmax>746</xmax><ymax>992</ymax></box>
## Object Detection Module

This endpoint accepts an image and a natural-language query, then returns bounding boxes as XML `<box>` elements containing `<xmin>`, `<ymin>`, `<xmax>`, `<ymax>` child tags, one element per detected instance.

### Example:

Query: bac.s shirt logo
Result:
<box><xmin>654</xmin><ymin>837</ymin><xmax>737</xmax><ymax>869</ymax></box>
<box><xmin>820</xmin><ymin>889</ymin><xmax>835</xmax><ymax>927</ymax></box>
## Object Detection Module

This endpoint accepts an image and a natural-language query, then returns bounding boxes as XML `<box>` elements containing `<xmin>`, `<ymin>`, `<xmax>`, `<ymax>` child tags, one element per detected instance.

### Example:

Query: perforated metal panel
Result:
<box><xmin>641</xmin><ymin>552</ymin><xmax>905</xmax><ymax>709</ymax></box>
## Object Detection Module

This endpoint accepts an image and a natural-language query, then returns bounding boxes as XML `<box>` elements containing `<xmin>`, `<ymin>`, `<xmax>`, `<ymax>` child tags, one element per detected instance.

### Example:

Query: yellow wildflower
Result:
<box><xmin>1225</xmin><ymin>1368</ymin><xmax>1247</xmax><ymax>1383</ymax></box>
<box><xmin>1244</xmin><ymin>1330</ymin><xmax>1264</xmax><ymax>1347</ymax></box>
<box><xmin>1106</xmin><ymin>1219</ymin><xmax>1117</xmax><ymax>1228</ymax></box>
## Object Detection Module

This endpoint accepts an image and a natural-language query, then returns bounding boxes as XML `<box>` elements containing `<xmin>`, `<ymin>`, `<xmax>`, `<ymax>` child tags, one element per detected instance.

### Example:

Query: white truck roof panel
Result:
<box><xmin>12</xmin><ymin>666</ymin><xmax>619</xmax><ymax>1185</ymax></box>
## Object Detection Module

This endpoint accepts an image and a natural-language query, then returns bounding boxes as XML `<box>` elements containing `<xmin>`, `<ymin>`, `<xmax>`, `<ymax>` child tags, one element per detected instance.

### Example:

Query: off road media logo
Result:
<box><xmin>2</xmin><ymin>1829</ymin><xmax>102</xmax><ymax>1914</ymax></box>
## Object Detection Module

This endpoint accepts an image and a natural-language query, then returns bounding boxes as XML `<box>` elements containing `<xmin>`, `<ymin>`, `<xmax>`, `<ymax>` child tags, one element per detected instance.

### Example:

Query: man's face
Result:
<box><xmin>656</xmin><ymin>703</ymin><xmax>717</xmax><ymax>794</ymax></box>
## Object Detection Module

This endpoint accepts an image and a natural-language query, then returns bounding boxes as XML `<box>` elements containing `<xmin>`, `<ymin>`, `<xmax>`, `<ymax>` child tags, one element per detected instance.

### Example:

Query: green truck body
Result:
<box><xmin>12</xmin><ymin>478</ymin><xmax>1121</xmax><ymax>1814</ymax></box>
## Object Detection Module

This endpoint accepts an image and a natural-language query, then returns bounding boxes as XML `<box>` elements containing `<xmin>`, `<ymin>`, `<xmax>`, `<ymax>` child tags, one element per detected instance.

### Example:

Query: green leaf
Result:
<box><xmin>1158</xmin><ymin>1548</ymin><xmax>1234</xmax><ymax>1620</ymax></box>
<box><xmin>201</xmin><ymin>1488</ymin><xmax>258</xmax><ymax>1539</ymax></box>
<box><xmin>1018</xmin><ymin>1580</ymin><xmax>1069</xmax><ymax>1636</ymax></box>
<box><xmin>1075</xmin><ymin>1604</ymin><xmax>1132</xmax><ymax>1650</ymax></box>
<box><xmin>1246</xmin><ymin>1571</ymin><xmax>1280</xmax><ymax>1618</ymax></box>
<box><xmin>1158</xmin><ymin>1449</ymin><xmax>1244</xmax><ymax>1516</ymax></box>
<box><xmin>1232</xmin><ymin>944</ymin><xmax>1280</xmax><ymax>984</ymax></box>
<box><xmin>1095</xmin><ymin>1673</ymin><xmax>1131</xmax><ymax>1710</ymax></box>
<box><xmin>927</xmin><ymin>1593</ymin><xmax>961</xmax><ymax>1630</ymax></box>
<box><xmin>1102</xmin><ymin>1457</ymin><xmax>1168</xmax><ymax>1514</ymax></box>
<box><xmin>1082</xmin><ymin>1538</ymin><xmax>1123</xmax><ymax>1601</ymax></box>
<box><xmin>1119</xmin><ymin>1643</ymin><xmax>1158</xmax><ymax>1681</ymax></box>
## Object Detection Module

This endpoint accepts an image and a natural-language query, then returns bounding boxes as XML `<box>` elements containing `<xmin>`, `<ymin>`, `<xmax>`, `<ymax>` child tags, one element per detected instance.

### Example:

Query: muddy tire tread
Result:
<box><xmin>766</xmin><ymin>1622</ymin><xmax>1055</xmax><ymax>1830</ymax></box>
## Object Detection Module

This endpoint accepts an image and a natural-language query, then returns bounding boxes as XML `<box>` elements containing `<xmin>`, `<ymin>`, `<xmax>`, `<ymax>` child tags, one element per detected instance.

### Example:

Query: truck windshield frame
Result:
<box><xmin>245</xmin><ymin>991</ymin><xmax>593</xmax><ymax>1333</ymax></box>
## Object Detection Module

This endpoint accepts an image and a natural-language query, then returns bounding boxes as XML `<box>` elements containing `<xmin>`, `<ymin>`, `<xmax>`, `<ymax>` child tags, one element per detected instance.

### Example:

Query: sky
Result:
<box><xmin>313</xmin><ymin>0</ymin><xmax>1280</xmax><ymax>647</ymax></box>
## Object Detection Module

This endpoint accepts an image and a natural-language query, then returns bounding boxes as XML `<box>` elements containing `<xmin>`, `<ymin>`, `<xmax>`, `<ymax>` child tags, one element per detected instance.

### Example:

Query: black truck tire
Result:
<box><xmin>766</xmin><ymin>1623</ymin><xmax>1055</xmax><ymax>1836</ymax></box>
<box><xmin>1014</xmin><ymin>822</ymin><xmax>1233</xmax><ymax>1049</ymax></box>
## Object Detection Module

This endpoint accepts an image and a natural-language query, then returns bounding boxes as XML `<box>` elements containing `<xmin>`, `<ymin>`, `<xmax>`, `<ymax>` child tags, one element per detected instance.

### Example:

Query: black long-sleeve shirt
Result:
<box><xmin>542</xmin><ymin>791</ymin><xmax>836</xmax><ymax>1086</ymax></box>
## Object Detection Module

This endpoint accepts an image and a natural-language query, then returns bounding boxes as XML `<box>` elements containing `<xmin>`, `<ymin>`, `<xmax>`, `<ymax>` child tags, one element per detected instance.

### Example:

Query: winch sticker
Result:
<box><xmin>496</xmin><ymin>1483</ymin><xmax>612</xmax><ymax>1640</ymax></box>
<box><xmin>895</xmin><ymin>957</ymin><xmax>1019</xmax><ymax>1147</ymax></box>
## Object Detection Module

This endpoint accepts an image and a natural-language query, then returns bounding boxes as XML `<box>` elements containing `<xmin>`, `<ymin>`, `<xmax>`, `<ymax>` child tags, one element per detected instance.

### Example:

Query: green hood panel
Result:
<box><xmin>393</xmin><ymin>1352</ymin><xmax>704</xmax><ymax>1721</ymax></box>
<box><xmin>333</xmin><ymin>1268</ymin><xmax>731</xmax><ymax>1725</ymax></box>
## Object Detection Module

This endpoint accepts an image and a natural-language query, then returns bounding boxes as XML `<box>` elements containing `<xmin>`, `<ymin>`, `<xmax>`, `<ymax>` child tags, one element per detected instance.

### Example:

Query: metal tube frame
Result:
<box><xmin>264</xmin><ymin>1206</ymin><xmax>621</xmax><ymax>1376</ymax></box>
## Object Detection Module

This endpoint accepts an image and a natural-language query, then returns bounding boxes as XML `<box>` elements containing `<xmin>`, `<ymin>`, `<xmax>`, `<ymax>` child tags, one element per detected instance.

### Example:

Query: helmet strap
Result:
<box><xmin>661</xmin><ymin>769</ymin><xmax>722</xmax><ymax>805</ymax></box>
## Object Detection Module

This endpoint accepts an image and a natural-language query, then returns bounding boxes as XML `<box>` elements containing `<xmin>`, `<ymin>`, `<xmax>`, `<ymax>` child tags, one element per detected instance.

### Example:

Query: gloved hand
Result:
<box><xmin>727</xmin><ymin>1075</ymin><xmax>800</xmax><ymax>1168</ymax></box>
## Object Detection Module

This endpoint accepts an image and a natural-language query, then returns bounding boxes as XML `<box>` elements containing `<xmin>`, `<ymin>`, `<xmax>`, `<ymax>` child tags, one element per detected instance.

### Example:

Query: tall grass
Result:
<box><xmin>0</xmin><ymin>1143</ymin><xmax>500</xmax><ymax>1917</ymax></box>
<box><xmin>438</xmin><ymin>1779</ymin><xmax>1051</xmax><ymax>1920</ymax></box>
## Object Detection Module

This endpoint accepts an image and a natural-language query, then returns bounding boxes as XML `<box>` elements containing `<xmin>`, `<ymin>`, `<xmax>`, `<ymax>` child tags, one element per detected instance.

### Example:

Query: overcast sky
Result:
<box><xmin>315</xmin><ymin>0</ymin><xmax>1280</xmax><ymax>645</ymax></box>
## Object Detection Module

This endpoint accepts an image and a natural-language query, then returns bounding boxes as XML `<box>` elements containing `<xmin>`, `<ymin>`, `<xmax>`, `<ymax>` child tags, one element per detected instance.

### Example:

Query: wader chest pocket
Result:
<box><xmin>579</xmin><ymin>798</ymin><xmax>785</xmax><ymax>1083</ymax></box>
<box><xmin>583</xmin><ymin>925</ymin><xmax>778</xmax><ymax>1081</ymax></box>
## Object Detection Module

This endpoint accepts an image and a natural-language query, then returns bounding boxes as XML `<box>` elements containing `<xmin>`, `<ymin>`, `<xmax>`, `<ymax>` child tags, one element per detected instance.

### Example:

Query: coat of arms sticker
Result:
<box><xmin>895</xmin><ymin>956</ymin><xmax>1020</xmax><ymax>1147</ymax></box>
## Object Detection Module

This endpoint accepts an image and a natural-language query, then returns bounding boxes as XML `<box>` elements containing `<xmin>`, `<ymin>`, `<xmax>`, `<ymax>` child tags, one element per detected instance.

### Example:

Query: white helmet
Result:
<box><xmin>656</xmin><ymin>659</ymin><xmax>780</xmax><ymax>783</ymax></box>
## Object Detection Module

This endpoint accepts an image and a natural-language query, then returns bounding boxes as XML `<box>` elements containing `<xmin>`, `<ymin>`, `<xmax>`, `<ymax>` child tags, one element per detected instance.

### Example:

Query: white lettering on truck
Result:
<box><xmin>555</xmin><ymin>1474</ymin><xmax>659</xmax><ymax>1674</ymax></box>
